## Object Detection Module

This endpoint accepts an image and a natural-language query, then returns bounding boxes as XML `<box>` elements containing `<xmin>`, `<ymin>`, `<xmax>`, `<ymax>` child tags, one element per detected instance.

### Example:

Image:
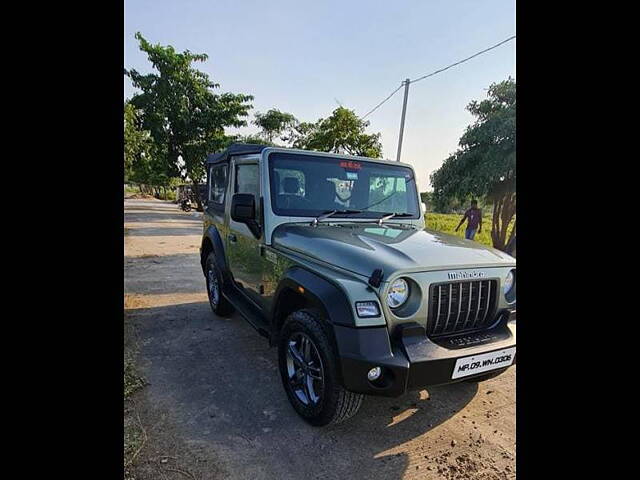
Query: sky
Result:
<box><xmin>124</xmin><ymin>0</ymin><xmax>515</xmax><ymax>191</ymax></box>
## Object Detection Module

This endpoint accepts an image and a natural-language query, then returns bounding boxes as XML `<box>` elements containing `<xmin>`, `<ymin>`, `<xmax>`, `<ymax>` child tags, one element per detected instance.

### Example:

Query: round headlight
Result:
<box><xmin>387</xmin><ymin>278</ymin><xmax>409</xmax><ymax>308</ymax></box>
<box><xmin>503</xmin><ymin>270</ymin><xmax>515</xmax><ymax>296</ymax></box>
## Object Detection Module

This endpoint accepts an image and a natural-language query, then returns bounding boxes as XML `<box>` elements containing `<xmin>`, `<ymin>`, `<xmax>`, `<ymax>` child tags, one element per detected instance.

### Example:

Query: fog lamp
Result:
<box><xmin>367</xmin><ymin>367</ymin><xmax>382</xmax><ymax>381</ymax></box>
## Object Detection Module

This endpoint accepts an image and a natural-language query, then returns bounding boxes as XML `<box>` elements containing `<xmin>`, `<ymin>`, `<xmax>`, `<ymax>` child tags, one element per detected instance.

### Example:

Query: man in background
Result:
<box><xmin>455</xmin><ymin>199</ymin><xmax>482</xmax><ymax>240</ymax></box>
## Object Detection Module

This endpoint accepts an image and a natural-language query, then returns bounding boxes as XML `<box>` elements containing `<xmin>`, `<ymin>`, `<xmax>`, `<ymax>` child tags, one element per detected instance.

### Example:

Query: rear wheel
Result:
<box><xmin>205</xmin><ymin>252</ymin><xmax>234</xmax><ymax>317</ymax></box>
<box><xmin>278</xmin><ymin>309</ymin><xmax>364</xmax><ymax>426</ymax></box>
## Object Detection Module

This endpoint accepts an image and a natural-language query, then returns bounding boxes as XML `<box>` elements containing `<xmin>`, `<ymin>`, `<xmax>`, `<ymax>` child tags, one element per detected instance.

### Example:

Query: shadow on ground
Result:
<box><xmin>128</xmin><ymin>300</ymin><xmax>478</xmax><ymax>480</ymax></box>
<box><xmin>124</xmin><ymin>254</ymin><xmax>204</xmax><ymax>295</ymax></box>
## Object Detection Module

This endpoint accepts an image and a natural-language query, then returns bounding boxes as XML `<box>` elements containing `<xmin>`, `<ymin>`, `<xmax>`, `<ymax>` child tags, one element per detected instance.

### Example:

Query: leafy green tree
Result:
<box><xmin>253</xmin><ymin>109</ymin><xmax>298</xmax><ymax>144</ymax></box>
<box><xmin>125</xmin><ymin>32</ymin><xmax>253</xmax><ymax>209</ymax></box>
<box><xmin>420</xmin><ymin>191</ymin><xmax>433</xmax><ymax>212</ymax></box>
<box><xmin>430</xmin><ymin>78</ymin><xmax>516</xmax><ymax>251</ymax></box>
<box><xmin>292</xmin><ymin>107</ymin><xmax>382</xmax><ymax>158</ymax></box>
<box><xmin>124</xmin><ymin>101</ymin><xmax>156</xmax><ymax>186</ymax></box>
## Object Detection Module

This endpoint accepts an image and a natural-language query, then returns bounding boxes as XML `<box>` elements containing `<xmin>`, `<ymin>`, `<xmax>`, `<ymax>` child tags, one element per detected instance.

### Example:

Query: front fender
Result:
<box><xmin>201</xmin><ymin>225</ymin><xmax>231</xmax><ymax>284</ymax></box>
<box><xmin>271</xmin><ymin>266</ymin><xmax>393</xmax><ymax>390</ymax></box>
<box><xmin>271</xmin><ymin>266</ymin><xmax>356</xmax><ymax>330</ymax></box>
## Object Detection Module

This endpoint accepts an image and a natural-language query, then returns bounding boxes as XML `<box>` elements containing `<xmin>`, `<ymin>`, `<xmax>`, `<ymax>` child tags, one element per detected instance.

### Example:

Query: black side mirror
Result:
<box><xmin>231</xmin><ymin>193</ymin><xmax>255</xmax><ymax>221</ymax></box>
<box><xmin>231</xmin><ymin>193</ymin><xmax>261</xmax><ymax>238</ymax></box>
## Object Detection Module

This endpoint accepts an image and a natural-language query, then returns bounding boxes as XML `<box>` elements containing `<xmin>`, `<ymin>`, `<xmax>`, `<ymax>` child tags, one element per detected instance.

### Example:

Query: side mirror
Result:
<box><xmin>231</xmin><ymin>193</ymin><xmax>261</xmax><ymax>238</ymax></box>
<box><xmin>231</xmin><ymin>193</ymin><xmax>255</xmax><ymax>222</ymax></box>
<box><xmin>421</xmin><ymin>202</ymin><xmax>428</xmax><ymax>214</ymax></box>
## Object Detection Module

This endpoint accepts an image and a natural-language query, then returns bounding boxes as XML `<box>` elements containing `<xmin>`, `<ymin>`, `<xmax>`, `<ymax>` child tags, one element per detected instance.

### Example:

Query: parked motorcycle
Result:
<box><xmin>179</xmin><ymin>198</ymin><xmax>192</xmax><ymax>212</ymax></box>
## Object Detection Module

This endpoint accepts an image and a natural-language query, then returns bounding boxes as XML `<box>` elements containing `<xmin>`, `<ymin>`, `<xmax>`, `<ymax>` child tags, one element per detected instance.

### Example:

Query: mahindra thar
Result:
<box><xmin>199</xmin><ymin>143</ymin><xmax>516</xmax><ymax>426</ymax></box>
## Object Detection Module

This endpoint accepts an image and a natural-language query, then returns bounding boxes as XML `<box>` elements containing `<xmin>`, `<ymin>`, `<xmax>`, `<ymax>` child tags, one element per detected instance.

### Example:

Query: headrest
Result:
<box><xmin>317</xmin><ymin>180</ymin><xmax>336</xmax><ymax>199</ymax></box>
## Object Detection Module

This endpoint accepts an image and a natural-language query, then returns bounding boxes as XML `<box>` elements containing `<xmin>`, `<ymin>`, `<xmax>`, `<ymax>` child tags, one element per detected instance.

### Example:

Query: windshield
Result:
<box><xmin>268</xmin><ymin>152</ymin><xmax>420</xmax><ymax>219</ymax></box>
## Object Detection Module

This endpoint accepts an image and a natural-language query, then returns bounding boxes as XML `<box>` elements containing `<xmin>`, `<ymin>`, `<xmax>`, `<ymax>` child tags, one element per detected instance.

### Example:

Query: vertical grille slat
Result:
<box><xmin>443</xmin><ymin>284</ymin><xmax>453</xmax><ymax>333</ymax></box>
<box><xmin>472</xmin><ymin>281</ymin><xmax>482</xmax><ymax>329</ymax></box>
<box><xmin>427</xmin><ymin>279</ymin><xmax>498</xmax><ymax>338</ymax></box>
<box><xmin>453</xmin><ymin>282</ymin><xmax>463</xmax><ymax>330</ymax></box>
<box><xmin>433</xmin><ymin>285</ymin><xmax>442</xmax><ymax>333</ymax></box>
<box><xmin>481</xmin><ymin>280</ymin><xmax>492</xmax><ymax>323</ymax></box>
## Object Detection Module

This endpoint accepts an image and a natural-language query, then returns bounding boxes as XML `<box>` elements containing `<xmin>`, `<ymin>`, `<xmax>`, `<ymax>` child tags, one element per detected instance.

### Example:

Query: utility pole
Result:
<box><xmin>396</xmin><ymin>78</ymin><xmax>410</xmax><ymax>162</ymax></box>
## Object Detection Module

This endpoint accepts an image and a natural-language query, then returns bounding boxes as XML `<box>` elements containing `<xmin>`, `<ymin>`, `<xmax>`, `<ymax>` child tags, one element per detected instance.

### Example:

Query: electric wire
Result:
<box><xmin>360</xmin><ymin>35</ymin><xmax>515</xmax><ymax>119</ymax></box>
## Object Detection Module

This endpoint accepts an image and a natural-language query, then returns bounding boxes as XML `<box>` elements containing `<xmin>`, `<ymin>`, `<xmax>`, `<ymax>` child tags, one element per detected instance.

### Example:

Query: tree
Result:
<box><xmin>125</xmin><ymin>32</ymin><xmax>253</xmax><ymax>209</ymax></box>
<box><xmin>430</xmin><ymin>78</ymin><xmax>516</xmax><ymax>250</ymax></box>
<box><xmin>292</xmin><ymin>107</ymin><xmax>382</xmax><ymax>158</ymax></box>
<box><xmin>253</xmin><ymin>109</ymin><xmax>298</xmax><ymax>144</ymax></box>
<box><xmin>124</xmin><ymin>101</ymin><xmax>156</xmax><ymax>186</ymax></box>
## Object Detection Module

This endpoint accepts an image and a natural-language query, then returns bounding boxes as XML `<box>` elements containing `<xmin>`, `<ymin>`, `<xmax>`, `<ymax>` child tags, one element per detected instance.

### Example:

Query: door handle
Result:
<box><xmin>228</xmin><ymin>234</ymin><xmax>237</xmax><ymax>243</ymax></box>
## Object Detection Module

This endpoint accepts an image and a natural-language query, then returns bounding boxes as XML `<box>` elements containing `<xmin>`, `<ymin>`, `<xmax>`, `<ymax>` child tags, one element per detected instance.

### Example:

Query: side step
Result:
<box><xmin>222</xmin><ymin>286</ymin><xmax>270</xmax><ymax>339</ymax></box>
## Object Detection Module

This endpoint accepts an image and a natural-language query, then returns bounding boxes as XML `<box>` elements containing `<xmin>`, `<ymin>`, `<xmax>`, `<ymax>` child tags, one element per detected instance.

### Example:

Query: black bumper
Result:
<box><xmin>333</xmin><ymin>321</ymin><xmax>516</xmax><ymax>397</ymax></box>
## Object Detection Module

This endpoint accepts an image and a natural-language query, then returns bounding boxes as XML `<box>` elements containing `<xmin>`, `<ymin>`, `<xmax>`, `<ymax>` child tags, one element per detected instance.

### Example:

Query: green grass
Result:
<box><xmin>425</xmin><ymin>212</ymin><xmax>515</xmax><ymax>248</ymax></box>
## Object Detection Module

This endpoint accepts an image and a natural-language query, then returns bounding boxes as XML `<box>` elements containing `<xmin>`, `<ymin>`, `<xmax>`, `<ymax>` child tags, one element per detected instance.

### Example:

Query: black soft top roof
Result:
<box><xmin>206</xmin><ymin>143</ymin><xmax>270</xmax><ymax>165</ymax></box>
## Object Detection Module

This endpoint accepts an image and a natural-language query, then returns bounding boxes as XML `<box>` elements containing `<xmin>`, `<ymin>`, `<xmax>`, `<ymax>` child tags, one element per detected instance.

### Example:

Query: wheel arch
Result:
<box><xmin>270</xmin><ymin>267</ymin><xmax>356</xmax><ymax>348</ymax></box>
<box><xmin>200</xmin><ymin>225</ymin><xmax>229</xmax><ymax>282</ymax></box>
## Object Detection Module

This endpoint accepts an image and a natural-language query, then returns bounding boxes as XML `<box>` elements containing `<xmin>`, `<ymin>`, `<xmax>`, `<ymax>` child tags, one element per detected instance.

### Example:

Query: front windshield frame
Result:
<box><xmin>267</xmin><ymin>152</ymin><xmax>421</xmax><ymax>220</ymax></box>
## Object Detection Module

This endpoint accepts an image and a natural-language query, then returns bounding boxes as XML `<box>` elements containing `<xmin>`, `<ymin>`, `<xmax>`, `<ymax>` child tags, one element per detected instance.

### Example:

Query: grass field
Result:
<box><xmin>425</xmin><ymin>212</ymin><xmax>515</xmax><ymax>248</ymax></box>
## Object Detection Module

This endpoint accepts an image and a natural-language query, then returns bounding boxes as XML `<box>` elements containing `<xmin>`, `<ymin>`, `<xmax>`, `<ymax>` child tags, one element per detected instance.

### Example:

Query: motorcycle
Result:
<box><xmin>179</xmin><ymin>197</ymin><xmax>192</xmax><ymax>212</ymax></box>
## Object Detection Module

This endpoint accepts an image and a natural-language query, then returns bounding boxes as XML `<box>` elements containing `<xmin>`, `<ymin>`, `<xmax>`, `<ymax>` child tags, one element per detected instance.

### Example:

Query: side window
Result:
<box><xmin>235</xmin><ymin>163</ymin><xmax>260</xmax><ymax>219</ymax></box>
<box><xmin>235</xmin><ymin>164</ymin><xmax>260</xmax><ymax>196</ymax></box>
<box><xmin>209</xmin><ymin>165</ymin><xmax>228</xmax><ymax>206</ymax></box>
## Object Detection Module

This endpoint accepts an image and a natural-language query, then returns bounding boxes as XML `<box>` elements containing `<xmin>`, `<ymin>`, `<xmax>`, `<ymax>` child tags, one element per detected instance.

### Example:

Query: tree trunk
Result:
<box><xmin>490</xmin><ymin>190</ymin><xmax>516</xmax><ymax>251</ymax></box>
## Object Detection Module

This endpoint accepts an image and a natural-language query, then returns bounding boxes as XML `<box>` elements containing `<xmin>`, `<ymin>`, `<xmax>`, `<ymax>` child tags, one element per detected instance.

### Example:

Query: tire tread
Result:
<box><xmin>279</xmin><ymin>308</ymin><xmax>364</xmax><ymax>426</ymax></box>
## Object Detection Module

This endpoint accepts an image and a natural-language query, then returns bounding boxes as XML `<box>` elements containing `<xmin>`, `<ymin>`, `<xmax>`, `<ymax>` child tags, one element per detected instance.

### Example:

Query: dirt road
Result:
<box><xmin>124</xmin><ymin>198</ymin><xmax>516</xmax><ymax>480</ymax></box>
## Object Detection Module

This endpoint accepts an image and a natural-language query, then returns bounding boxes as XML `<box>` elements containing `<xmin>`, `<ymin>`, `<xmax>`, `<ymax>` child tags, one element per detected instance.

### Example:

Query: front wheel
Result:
<box><xmin>278</xmin><ymin>309</ymin><xmax>364</xmax><ymax>426</ymax></box>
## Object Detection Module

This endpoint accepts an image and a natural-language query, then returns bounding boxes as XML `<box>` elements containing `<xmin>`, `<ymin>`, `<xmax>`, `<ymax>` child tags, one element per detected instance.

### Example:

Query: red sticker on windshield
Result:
<box><xmin>340</xmin><ymin>161</ymin><xmax>361</xmax><ymax>170</ymax></box>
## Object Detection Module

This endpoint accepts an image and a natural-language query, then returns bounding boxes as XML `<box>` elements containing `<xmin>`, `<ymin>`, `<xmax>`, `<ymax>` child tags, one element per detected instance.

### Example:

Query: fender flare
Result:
<box><xmin>271</xmin><ymin>266</ymin><xmax>356</xmax><ymax>331</ymax></box>
<box><xmin>201</xmin><ymin>225</ymin><xmax>231</xmax><ymax>284</ymax></box>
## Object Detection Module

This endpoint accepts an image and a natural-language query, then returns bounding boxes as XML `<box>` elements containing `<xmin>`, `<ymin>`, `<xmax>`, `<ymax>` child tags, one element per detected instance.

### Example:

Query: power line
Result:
<box><xmin>410</xmin><ymin>35</ymin><xmax>516</xmax><ymax>84</ymax></box>
<box><xmin>360</xmin><ymin>35</ymin><xmax>515</xmax><ymax>120</ymax></box>
<box><xmin>361</xmin><ymin>83</ymin><xmax>404</xmax><ymax>119</ymax></box>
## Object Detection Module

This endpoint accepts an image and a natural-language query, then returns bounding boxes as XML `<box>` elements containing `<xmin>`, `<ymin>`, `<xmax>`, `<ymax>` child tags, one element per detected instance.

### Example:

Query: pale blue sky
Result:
<box><xmin>124</xmin><ymin>0</ymin><xmax>515</xmax><ymax>190</ymax></box>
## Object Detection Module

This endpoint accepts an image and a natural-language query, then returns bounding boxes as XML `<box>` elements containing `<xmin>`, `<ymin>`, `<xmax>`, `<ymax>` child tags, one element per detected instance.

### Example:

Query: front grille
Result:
<box><xmin>426</xmin><ymin>280</ymin><xmax>498</xmax><ymax>337</ymax></box>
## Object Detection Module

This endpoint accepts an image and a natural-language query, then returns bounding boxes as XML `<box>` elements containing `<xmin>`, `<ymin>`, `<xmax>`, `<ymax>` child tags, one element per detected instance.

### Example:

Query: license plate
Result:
<box><xmin>451</xmin><ymin>347</ymin><xmax>516</xmax><ymax>379</ymax></box>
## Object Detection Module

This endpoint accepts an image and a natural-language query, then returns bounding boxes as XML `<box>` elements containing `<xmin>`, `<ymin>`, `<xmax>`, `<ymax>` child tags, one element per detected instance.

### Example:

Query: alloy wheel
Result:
<box><xmin>286</xmin><ymin>332</ymin><xmax>325</xmax><ymax>406</ymax></box>
<box><xmin>207</xmin><ymin>267</ymin><xmax>219</xmax><ymax>307</ymax></box>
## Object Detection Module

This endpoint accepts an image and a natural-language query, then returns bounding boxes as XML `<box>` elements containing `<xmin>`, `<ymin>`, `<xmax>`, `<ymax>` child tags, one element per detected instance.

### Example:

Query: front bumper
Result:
<box><xmin>334</xmin><ymin>318</ymin><xmax>516</xmax><ymax>397</ymax></box>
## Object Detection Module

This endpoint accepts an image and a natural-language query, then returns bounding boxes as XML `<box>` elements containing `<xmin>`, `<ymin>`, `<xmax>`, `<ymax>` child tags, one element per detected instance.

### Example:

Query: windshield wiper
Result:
<box><xmin>311</xmin><ymin>209</ymin><xmax>363</xmax><ymax>226</ymax></box>
<box><xmin>377</xmin><ymin>212</ymin><xmax>414</xmax><ymax>225</ymax></box>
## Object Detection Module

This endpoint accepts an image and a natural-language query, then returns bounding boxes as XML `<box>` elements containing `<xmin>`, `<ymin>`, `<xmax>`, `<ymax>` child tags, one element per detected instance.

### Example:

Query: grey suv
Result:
<box><xmin>199</xmin><ymin>143</ymin><xmax>516</xmax><ymax>426</ymax></box>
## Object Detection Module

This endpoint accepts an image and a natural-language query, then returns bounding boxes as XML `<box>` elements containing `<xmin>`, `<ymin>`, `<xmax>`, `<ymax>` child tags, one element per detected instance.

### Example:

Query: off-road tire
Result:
<box><xmin>463</xmin><ymin>367</ymin><xmax>508</xmax><ymax>383</ymax></box>
<box><xmin>278</xmin><ymin>309</ymin><xmax>364</xmax><ymax>426</ymax></box>
<box><xmin>205</xmin><ymin>252</ymin><xmax>234</xmax><ymax>317</ymax></box>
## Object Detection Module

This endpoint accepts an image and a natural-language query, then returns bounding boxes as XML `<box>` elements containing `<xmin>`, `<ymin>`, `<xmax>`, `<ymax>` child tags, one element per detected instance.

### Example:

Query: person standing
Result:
<box><xmin>455</xmin><ymin>200</ymin><xmax>482</xmax><ymax>240</ymax></box>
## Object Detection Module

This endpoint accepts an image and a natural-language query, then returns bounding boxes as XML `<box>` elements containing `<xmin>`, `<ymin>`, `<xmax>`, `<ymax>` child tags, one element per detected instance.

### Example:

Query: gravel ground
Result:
<box><xmin>124</xmin><ymin>198</ymin><xmax>516</xmax><ymax>480</ymax></box>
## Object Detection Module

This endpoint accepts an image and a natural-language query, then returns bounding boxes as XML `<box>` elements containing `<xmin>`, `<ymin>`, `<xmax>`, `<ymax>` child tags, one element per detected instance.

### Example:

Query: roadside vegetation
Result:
<box><xmin>430</xmin><ymin>79</ymin><xmax>516</xmax><ymax>251</ymax></box>
<box><xmin>124</xmin><ymin>313</ymin><xmax>146</xmax><ymax>478</ymax></box>
<box><xmin>425</xmin><ymin>212</ymin><xmax>515</xmax><ymax>248</ymax></box>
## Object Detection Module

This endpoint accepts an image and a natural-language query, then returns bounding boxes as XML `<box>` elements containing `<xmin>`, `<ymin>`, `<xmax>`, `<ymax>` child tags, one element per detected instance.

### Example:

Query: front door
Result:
<box><xmin>226</xmin><ymin>160</ymin><xmax>264</xmax><ymax>308</ymax></box>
